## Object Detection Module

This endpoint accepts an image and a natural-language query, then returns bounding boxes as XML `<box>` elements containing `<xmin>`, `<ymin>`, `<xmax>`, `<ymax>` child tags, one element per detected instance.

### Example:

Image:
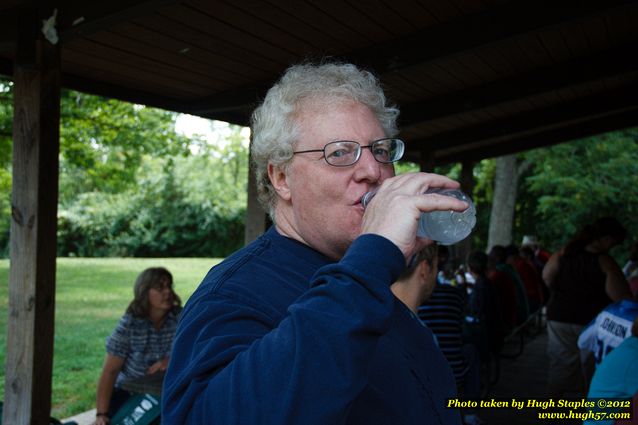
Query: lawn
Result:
<box><xmin>0</xmin><ymin>257</ymin><xmax>220</xmax><ymax>418</ymax></box>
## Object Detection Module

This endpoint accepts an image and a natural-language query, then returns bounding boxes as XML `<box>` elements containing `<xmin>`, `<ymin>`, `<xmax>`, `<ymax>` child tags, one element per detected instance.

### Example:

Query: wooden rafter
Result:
<box><xmin>435</xmin><ymin>108</ymin><xmax>638</xmax><ymax>164</ymax></box>
<box><xmin>398</xmin><ymin>42</ymin><xmax>638</xmax><ymax>128</ymax></box>
<box><xmin>186</xmin><ymin>0</ymin><xmax>638</xmax><ymax>118</ymax></box>
<box><xmin>412</xmin><ymin>83</ymin><xmax>638</xmax><ymax>150</ymax></box>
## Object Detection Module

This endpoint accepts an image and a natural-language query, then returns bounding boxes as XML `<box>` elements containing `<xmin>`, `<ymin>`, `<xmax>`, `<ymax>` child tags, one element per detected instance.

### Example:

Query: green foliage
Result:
<box><xmin>0</xmin><ymin>79</ymin><xmax>12</xmax><ymax>255</ymax></box>
<box><xmin>57</xmin><ymin>155</ymin><xmax>246</xmax><ymax>258</ymax></box>
<box><xmin>0</xmin><ymin>257</ymin><xmax>218</xmax><ymax>418</ymax></box>
<box><xmin>59</xmin><ymin>91</ymin><xmax>193</xmax><ymax>203</ymax></box>
<box><xmin>0</xmin><ymin>84</ymin><xmax>249</xmax><ymax>257</ymax></box>
<box><xmin>394</xmin><ymin>160</ymin><xmax>419</xmax><ymax>175</ymax></box>
<box><xmin>520</xmin><ymin>129</ymin><xmax>638</xmax><ymax>252</ymax></box>
<box><xmin>174</xmin><ymin>123</ymin><xmax>249</xmax><ymax>212</ymax></box>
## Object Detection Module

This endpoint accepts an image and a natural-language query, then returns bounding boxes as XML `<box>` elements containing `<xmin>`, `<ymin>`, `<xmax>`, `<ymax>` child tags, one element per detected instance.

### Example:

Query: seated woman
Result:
<box><xmin>94</xmin><ymin>267</ymin><xmax>182</xmax><ymax>425</ymax></box>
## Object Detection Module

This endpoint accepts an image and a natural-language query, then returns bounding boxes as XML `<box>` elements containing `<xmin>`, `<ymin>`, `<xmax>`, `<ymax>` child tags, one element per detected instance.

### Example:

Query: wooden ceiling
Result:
<box><xmin>1</xmin><ymin>0</ymin><xmax>637</xmax><ymax>165</ymax></box>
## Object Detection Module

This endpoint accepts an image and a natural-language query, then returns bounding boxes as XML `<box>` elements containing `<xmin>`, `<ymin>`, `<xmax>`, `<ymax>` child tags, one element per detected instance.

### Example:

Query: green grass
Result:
<box><xmin>0</xmin><ymin>257</ymin><xmax>221</xmax><ymax>418</ymax></box>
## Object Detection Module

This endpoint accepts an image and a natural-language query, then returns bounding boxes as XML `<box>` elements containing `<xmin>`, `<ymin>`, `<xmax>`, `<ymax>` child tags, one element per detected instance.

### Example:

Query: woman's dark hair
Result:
<box><xmin>126</xmin><ymin>267</ymin><xmax>182</xmax><ymax>318</ymax></box>
<box><xmin>564</xmin><ymin>216</ymin><xmax>627</xmax><ymax>256</ymax></box>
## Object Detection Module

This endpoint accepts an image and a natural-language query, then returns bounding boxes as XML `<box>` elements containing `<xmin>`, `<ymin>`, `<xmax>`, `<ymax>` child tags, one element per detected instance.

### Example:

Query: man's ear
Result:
<box><xmin>268</xmin><ymin>163</ymin><xmax>291</xmax><ymax>201</ymax></box>
<box><xmin>418</xmin><ymin>260</ymin><xmax>430</xmax><ymax>280</ymax></box>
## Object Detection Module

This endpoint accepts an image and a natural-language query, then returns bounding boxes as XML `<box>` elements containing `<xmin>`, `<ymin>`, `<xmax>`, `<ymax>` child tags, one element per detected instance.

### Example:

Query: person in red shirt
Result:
<box><xmin>506</xmin><ymin>244</ymin><xmax>545</xmax><ymax>313</ymax></box>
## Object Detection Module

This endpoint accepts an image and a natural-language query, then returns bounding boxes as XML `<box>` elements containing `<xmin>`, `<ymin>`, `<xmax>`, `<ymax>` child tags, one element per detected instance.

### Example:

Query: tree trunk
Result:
<box><xmin>487</xmin><ymin>154</ymin><xmax>518</xmax><ymax>251</ymax></box>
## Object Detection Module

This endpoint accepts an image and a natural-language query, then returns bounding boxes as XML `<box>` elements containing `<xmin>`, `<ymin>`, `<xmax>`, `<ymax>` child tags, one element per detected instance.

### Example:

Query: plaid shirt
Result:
<box><xmin>106</xmin><ymin>308</ymin><xmax>181</xmax><ymax>387</ymax></box>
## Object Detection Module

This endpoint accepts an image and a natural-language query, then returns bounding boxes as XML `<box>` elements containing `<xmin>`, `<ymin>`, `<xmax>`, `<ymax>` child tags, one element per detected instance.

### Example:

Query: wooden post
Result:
<box><xmin>244</xmin><ymin>133</ymin><xmax>271</xmax><ymax>245</ymax></box>
<box><xmin>244</xmin><ymin>141</ymin><xmax>268</xmax><ymax>245</ymax></box>
<box><xmin>3</xmin><ymin>9</ymin><xmax>60</xmax><ymax>425</ymax></box>
<box><xmin>418</xmin><ymin>149</ymin><xmax>435</xmax><ymax>173</ymax></box>
<box><xmin>456</xmin><ymin>160</ymin><xmax>476</xmax><ymax>264</ymax></box>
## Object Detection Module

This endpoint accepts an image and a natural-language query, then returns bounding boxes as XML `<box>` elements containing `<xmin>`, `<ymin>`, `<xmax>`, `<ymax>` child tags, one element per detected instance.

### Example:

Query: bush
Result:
<box><xmin>57</xmin><ymin>174</ymin><xmax>245</xmax><ymax>258</ymax></box>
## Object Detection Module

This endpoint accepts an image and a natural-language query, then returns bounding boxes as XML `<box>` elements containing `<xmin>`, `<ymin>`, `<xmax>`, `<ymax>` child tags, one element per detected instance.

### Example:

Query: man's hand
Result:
<box><xmin>147</xmin><ymin>357</ymin><xmax>169</xmax><ymax>375</ymax></box>
<box><xmin>361</xmin><ymin>172</ymin><xmax>467</xmax><ymax>261</ymax></box>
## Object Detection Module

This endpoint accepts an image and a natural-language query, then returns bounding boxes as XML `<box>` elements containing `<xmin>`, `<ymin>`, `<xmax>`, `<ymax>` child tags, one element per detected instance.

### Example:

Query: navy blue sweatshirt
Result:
<box><xmin>163</xmin><ymin>227</ymin><xmax>460</xmax><ymax>424</ymax></box>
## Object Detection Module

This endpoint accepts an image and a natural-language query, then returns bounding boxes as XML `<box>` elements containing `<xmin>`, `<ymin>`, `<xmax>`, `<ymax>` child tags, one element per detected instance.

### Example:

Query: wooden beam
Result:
<box><xmin>58</xmin><ymin>0</ymin><xmax>180</xmax><ymax>44</ymax></box>
<box><xmin>3</xmin><ymin>8</ymin><xmax>60</xmax><ymax>425</ymax></box>
<box><xmin>59</xmin><ymin>72</ymin><xmax>250</xmax><ymax>125</ymax></box>
<box><xmin>244</xmin><ymin>141</ymin><xmax>268</xmax><ymax>245</ymax></box>
<box><xmin>344</xmin><ymin>0</ymin><xmax>638</xmax><ymax>73</ymax></box>
<box><xmin>0</xmin><ymin>7</ymin><xmax>18</xmax><ymax>45</ymax></box>
<box><xmin>0</xmin><ymin>56</ymin><xmax>12</xmax><ymax>77</ymax></box>
<box><xmin>408</xmin><ymin>83</ymin><xmax>638</xmax><ymax>154</ymax></box>
<box><xmin>456</xmin><ymin>161</ymin><xmax>476</xmax><ymax>256</ymax></box>
<box><xmin>187</xmin><ymin>0</ymin><xmax>638</xmax><ymax>116</ymax></box>
<box><xmin>187</xmin><ymin>83</ymin><xmax>270</xmax><ymax>119</ymax></box>
<box><xmin>434</xmin><ymin>107</ymin><xmax>638</xmax><ymax>165</ymax></box>
<box><xmin>398</xmin><ymin>42</ymin><xmax>638</xmax><ymax>128</ymax></box>
<box><xmin>418</xmin><ymin>151</ymin><xmax>435</xmax><ymax>172</ymax></box>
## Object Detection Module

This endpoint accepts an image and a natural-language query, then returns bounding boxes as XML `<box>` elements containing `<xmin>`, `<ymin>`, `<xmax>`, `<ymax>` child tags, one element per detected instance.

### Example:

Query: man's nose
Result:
<box><xmin>353</xmin><ymin>147</ymin><xmax>382</xmax><ymax>182</ymax></box>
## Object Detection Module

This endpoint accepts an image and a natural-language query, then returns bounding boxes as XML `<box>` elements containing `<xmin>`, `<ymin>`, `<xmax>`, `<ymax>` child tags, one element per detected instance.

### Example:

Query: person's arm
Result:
<box><xmin>147</xmin><ymin>357</ymin><xmax>169</xmax><ymax>375</ymax></box>
<box><xmin>162</xmin><ymin>171</ymin><xmax>463</xmax><ymax>425</ymax></box>
<box><xmin>162</xmin><ymin>235</ymin><xmax>404</xmax><ymax>425</ymax></box>
<box><xmin>94</xmin><ymin>354</ymin><xmax>125</xmax><ymax>425</ymax></box>
<box><xmin>599</xmin><ymin>254</ymin><xmax>632</xmax><ymax>301</ymax></box>
<box><xmin>542</xmin><ymin>250</ymin><xmax>562</xmax><ymax>288</ymax></box>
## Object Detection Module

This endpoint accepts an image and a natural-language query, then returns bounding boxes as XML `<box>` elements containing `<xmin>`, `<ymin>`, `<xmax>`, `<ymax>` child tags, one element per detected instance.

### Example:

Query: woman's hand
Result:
<box><xmin>95</xmin><ymin>354</ymin><xmax>124</xmax><ymax>425</ymax></box>
<box><xmin>147</xmin><ymin>357</ymin><xmax>169</xmax><ymax>375</ymax></box>
<box><xmin>94</xmin><ymin>414</ymin><xmax>110</xmax><ymax>425</ymax></box>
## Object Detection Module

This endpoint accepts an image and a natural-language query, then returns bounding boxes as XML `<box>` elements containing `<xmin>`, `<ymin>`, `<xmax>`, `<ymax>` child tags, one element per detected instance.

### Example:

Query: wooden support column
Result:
<box><xmin>3</xmin><ymin>9</ymin><xmax>60</xmax><ymax>425</ymax></box>
<box><xmin>456</xmin><ymin>160</ymin><xmax>476</xmax><ymax>263</ymax></box>
<box><xmin>244</xmin><ymin>143</ymin><xmax>268</xmax><ymax>245</ymax></box>
<box><xmin>418</xmin><ymin>149</ymin><xmax>435</xmax><ymax>172</ymax></box>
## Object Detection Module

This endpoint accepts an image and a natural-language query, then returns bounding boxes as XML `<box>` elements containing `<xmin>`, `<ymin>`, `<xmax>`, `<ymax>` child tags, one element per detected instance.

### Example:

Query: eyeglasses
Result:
<box><xmin>292</xmin><ymin>138</ymin><xmax>405</xmax><ymax>167</ymax></box>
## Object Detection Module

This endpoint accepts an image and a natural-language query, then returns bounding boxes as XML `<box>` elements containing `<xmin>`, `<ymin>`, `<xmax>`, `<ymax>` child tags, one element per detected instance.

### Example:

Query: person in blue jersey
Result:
<box><xmin>94</xmin><ymin>267</ymin><xmax>182</xmax><ymax>424</ymax></box>
<box><xmin>162</xmin><ymin>62</ymin><xmax>467</xmax><ymax>425</ymax></box>
<box><xmin>543</xmin><ymin>217</ymin><xmax>631</xmax><ymax>398</ymax></box>
<box><xmin>584</xmin><ymin>317</ymin><xmax>638</xmax><ymax>425</ymax></box>
<box><xmin>578</xmin><ymin>293</ymin><xmax>638</xmax><ymax>371</ymax></box>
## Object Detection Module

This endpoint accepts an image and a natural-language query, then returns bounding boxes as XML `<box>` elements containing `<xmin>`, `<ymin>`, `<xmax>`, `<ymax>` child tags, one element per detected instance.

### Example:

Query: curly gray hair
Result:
<box><xmin>250</xmin><ymin>61</ymin><xmax>400</xmax><ymax>220</ymax></box>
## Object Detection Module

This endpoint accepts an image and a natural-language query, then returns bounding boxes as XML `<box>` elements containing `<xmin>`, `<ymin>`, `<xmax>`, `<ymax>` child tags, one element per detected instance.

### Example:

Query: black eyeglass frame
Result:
<box><xmin>292</xmin><ymin>138</ymin><xmax>405</xmax><ymax>167</ymax></box>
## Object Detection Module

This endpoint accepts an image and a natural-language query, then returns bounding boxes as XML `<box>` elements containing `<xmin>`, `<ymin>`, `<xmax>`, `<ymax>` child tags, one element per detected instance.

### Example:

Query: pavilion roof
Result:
<box><xmin>1</xmin><ymin>0</ymin><xmax>637</xmax><ymax>163</ymax></box>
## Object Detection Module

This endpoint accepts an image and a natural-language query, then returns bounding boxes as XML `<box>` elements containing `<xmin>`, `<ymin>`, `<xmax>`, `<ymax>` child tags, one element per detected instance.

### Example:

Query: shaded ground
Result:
<box><xmin>477</xmin><ymin>324</ymin><xmax>551</xmax><ymax>425</ymax></box>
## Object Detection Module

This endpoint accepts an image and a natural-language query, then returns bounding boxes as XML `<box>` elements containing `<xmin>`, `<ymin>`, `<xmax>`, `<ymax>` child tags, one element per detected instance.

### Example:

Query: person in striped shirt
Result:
<box><xmin>417</xmin><ymin>247</ymin><xmax>484</xmax><ymax>425</ymax></box>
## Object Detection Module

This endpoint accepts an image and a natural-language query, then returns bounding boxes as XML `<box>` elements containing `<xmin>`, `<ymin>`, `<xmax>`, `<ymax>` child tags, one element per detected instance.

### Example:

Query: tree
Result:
<box><xmin>0</xmin><ymin>85</ymin><xmax>202</xmax><ymax>255</ymax></box>
<box><xmin>58</xmin><ymin>90</ymin><xmax>193</xmax><ymax>205</ymax></box>
<box><xmin>522</xmin><ymin>129</ymin><xmax>638</xmax><ymax>252</ymax></box>
<box><xmin>486</xmin><ymin>154</ymin><xmax>532</xmax><ymax>250</ymax></box>
<box><xmin>0</xmin><ymin>78</ymin><xmax>12</xmax><ymax>255</ymax></box>
<box><xmin>175</xmin><ymin>122</ymin><xmax>249</xmax><ymax>212</ymax></box>
<box><xmin>55</xmin><ymin>123</ymin><xmax>250</xmax><ymax>258</ymax></box>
